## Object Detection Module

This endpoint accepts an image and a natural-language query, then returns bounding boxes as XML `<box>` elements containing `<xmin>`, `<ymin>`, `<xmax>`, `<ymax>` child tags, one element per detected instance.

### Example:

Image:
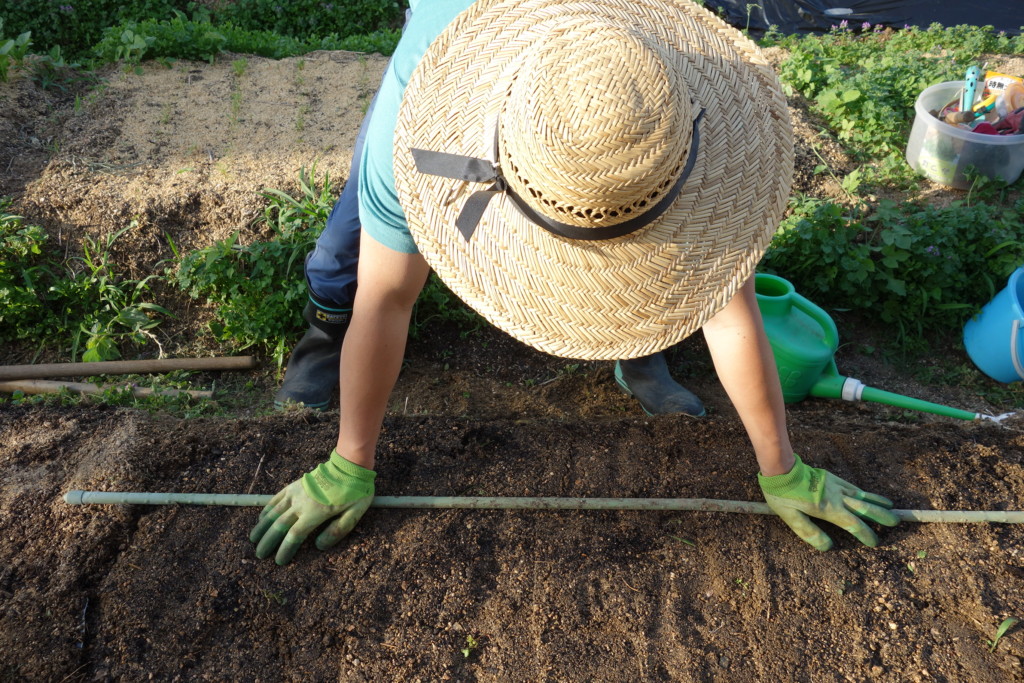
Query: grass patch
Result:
<box><xmin>1</xmin><ymin>204</ymin><xmax>170</xmax><ymax>362</ymax></box>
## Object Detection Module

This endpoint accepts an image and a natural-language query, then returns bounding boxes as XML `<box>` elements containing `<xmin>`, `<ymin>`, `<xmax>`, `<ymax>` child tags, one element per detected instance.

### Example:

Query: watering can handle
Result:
<box><xmin>790</xmin><ymin>292</ymin><xmax>840</xmax><ymax>351</ymax></box>
<box><xmin>1012</xmin><ymin>320</ymin><xmax>1024</xmax><ymax>382</ymax></box>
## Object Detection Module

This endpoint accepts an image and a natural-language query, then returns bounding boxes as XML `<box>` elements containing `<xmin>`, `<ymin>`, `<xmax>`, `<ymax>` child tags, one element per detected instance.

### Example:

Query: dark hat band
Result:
<box><xmin>412</xmin><ymin>109</ymin><xmax>704</xmax><ymax>241</ymax></box>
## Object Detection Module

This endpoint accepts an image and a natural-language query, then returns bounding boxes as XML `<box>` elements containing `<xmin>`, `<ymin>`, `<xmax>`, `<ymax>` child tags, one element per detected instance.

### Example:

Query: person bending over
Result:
<box><xmin>250</xmin><ymin>0</ymin><xmax>899</xmax><ymax>564</ymax></box>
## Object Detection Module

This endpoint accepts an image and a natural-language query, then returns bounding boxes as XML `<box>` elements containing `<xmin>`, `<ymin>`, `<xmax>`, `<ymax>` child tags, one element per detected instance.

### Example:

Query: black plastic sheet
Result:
<box><xmin>704</xmin><ymin>1</ymin><xmax>1024</xmax><ymax>35</ymax></box>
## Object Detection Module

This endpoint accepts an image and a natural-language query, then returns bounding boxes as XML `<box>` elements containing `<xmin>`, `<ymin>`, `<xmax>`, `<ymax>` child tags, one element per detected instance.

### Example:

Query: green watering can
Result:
<box><xmin>754</xmin><ymin>273</ymin><xmax>981</xmax><ymax>421</ymax></box>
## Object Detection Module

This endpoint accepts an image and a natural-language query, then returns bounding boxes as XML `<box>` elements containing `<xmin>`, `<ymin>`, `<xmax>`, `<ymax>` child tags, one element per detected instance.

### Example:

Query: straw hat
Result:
<box><xmin>394</xmin><ymin>0</ymin><xmax>793</xmax><ymax>360</ymax></box>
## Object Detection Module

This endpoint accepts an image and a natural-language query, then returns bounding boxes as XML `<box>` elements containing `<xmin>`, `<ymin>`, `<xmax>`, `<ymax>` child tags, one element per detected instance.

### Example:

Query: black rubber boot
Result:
<box><xmin>614</xmin><ymin>351</ymin><xmax>706</xmax><ymax>417</ymax></box>
<box><xmin>273</xmin><ymin>300</ymin><xmax>351</xmax><ymax>410</ymax></box>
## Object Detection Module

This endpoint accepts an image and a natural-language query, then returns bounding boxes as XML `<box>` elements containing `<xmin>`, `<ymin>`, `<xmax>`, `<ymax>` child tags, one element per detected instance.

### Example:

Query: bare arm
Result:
<box><xmin>701</xmin><ymin>277</ymin><xmax>795</xmax><ymax>476</ymax></box>
<box><xmin>248</xmin><ymin>231</ymin><xmax>427</xmax><ymax>564</ymax></box>
<box><xmin>335</xmin><ymin>231</ymin><xmax>431</xmax><ymax>469</ymax></box>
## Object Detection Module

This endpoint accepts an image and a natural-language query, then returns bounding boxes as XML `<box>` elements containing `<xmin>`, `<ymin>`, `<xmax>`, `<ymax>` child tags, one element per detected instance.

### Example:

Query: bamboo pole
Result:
<box><xmin>62</xmin><ymin>490</ymin><xmax>1024</xmax><ymax>523</ymax></box>
<box><xmin>0</xmin><ymin>356</ymin><xmax>256</xmax><ymax>381</ymax></box>
<box><xmin>0</xmin><ymin>379</ymin><xmax>212</xmax><ymax>399</ymax></box>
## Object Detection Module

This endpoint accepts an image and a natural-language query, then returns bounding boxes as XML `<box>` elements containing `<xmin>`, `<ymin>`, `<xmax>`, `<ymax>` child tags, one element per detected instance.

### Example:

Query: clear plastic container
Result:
<box><xmin>905</xmin><ymin>81</ymin><xmax>1024</xmax><ymax>189</ymax></box>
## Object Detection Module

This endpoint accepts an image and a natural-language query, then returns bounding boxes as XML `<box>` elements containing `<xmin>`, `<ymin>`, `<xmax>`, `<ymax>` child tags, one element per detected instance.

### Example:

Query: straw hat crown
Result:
<box><xmin>394</xmin><ymin>0</ymin><xmax>794</xmax><ymax>360</ymax></box>
<box><xmin>500</xmin><ymin>21</ymin><xmax>693</xmax><ymax>230</ymax></box>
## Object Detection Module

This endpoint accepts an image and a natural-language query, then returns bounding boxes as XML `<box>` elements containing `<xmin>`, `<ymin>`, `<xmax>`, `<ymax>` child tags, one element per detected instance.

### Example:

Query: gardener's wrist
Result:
<box><xmin>757</xmin><ymin>449</ymin><xmax>797</xmax><ymax>477</ymax></box>
<box><xmin>334</xmin><ymin>439</ymin><xmax>376</xmax><ymax>471</ymax></box>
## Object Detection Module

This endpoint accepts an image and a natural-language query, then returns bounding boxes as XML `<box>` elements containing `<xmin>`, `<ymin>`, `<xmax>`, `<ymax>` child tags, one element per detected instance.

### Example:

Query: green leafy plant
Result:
<box><xmin>229</xmin><ymin>89</ymin><xmax>243</xmax><ymax>124</ymax></box>
<box><xmin>175</xmin><ymin>166</ymin><xmax>488</xmax><ymax>365</ymax></box>
<box><xmin>461</xmin><ymin>634</ymin><xmax>479</xmax><ymax>659</ymax></box>
<box><xmin>112</xmin><ymin>27</ymin><xmax>156</xmax><ymax>65</ymax></box>
<box><xmin>51</xmin><ymin>224</ymin><xmax>171</xmax><ymax>361</ymax></box>
<box><xmin>174</xmin><ymin>167</ymin><xmax>334</xmax><ymax>366</ymax></box>
<box><xmin>763</xmin><ymin>196</ymin><xmax>1024</xmax><ymax>346</ymax></box>
<box><xmin>986</xmin><ymin>617</ymin><xmax>1018</xmax><ymax>653</ymax></box>
<box><xmin>0</xmin><ymin>23</ymin><xmax>33</xmax><ymax>82</ymax></box>
<box><xmin>778</xmin><ymin>31</ymin><xmax>952</xmax><ymax>158</ymax></box>
<box><xmin>1</xmin><ymin>203</ymin><xmax>169</xmax><ymax>360</ymax></box>
<box><xmin>0</xmin><ymin>202</ymin><xmax>56</xmax><ymax>342</ymax></box>
<box><xmin>906</xmin><ymin>549</ymin><xmax>927</xmax><ymax>574</ymax></box>
<box><xmin>914</xmin><ymin>360</ymin><xmax>1024</xmax><ymax>409</ymax></box>
<box><xmin>295</xmin><ymin>104</ymin><xmax>308</xmax><ymax>132</ymax></box>
<box><xmin>757</xmin><ymin>24</ymin><xmax>1024</xmax><ymax>355</ymax></box>
<box><xmin>741</xmin><ymin>2</ymin><xmax>765</xmax><ymax>35</ymax></box>
<box><xmin>92</xmin><ymin>13</ymin><xmax>400</xmax><ymax>65</ymax></box>
<box><xmin>0</xmin><ymin>376</ymin><xmax>216</xmax><ymax>417</ymax></box>
<box><xmin>211</xmin><ymin>0</ymin><xmax>401</xmax><ymax>41</ymax></box>
<box><xmin>1</xmin><ymin>0</ymin><xmax>190</xmax><ymax>60</ymax></box>
<box><xmin>6</xmin><ymin>2</ymin><xmax>401</xmax><ymax>69</ymax></box>
<box><xmin>26</xmin><ymin>45</ymin><xmax>84</xmax><ymax>91</ymax></box>
<box><xmin>261</xmin><ymin>589</ymin><xmax>288</xmax><ymax>606</ymax></box>
<box><xmin>93</xmin><ymin>12</ymin><xmax>222</xmax><ymax>65</ymax></box>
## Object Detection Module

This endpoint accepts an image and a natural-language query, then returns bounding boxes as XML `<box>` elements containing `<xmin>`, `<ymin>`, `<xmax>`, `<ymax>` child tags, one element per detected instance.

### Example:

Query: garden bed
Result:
<box><xmin>1</xmin><ymin>49</ymin><xmax>1023</xmax><ymax>681</ymax></box>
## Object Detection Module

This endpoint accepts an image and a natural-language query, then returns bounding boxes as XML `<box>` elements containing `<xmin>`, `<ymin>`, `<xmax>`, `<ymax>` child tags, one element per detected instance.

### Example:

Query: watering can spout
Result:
<box><xmin>756</xmin><ymin>273</ymin><xmax>982</xmax><ymax>422</ymax></box>
<box><xmin>807</xmin><ymin>366</ymin><xmax>980</xmax><ymax>421</ymax></box>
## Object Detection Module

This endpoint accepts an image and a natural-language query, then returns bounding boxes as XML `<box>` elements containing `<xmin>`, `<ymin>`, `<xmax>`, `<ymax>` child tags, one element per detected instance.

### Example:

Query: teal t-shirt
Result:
<box><xmin>358</xmin><ymin>0</ymin><xmax>475</xmax><ymax>254</ymax></box>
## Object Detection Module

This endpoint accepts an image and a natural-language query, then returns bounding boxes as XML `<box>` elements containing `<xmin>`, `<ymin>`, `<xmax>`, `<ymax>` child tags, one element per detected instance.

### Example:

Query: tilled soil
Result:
<box><xmin>2</xmin><ymin>392</ymin><xmax>1024</xmax><ymax>681</ymax></box>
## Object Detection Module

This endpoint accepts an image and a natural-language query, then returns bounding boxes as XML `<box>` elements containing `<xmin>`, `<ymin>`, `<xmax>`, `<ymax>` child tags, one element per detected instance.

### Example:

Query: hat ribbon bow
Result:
<box><xmin>411</xmin><ymin>109</ymin><xmax>704</xmax><ymax>241</ymax></box>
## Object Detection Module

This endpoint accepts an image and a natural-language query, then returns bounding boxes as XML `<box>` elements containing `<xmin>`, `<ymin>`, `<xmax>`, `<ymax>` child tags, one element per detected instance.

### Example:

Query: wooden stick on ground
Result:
<box><xmin>0</xmin><ymin>356</ymin><xmax>256</xmax><ymax>381</ymax></box>
<box><xmin>0</xmin><ymin>379</ymin><xmax>214</xmax><ymax>399</ymax></box>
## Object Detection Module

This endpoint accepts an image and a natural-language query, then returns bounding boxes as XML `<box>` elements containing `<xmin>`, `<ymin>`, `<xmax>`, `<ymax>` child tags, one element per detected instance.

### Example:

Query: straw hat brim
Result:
<box><xmin>394</xmin><ymin>0</ymin><xmax>794</xmax><ymax>360</ymax></box>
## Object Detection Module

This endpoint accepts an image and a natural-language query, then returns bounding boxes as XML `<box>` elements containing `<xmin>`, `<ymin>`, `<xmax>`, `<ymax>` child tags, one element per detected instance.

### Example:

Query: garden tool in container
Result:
<box><xmin>755</xmin><ymin>273</ymin><xmax>985</xmax><ymax>421</ymax></box>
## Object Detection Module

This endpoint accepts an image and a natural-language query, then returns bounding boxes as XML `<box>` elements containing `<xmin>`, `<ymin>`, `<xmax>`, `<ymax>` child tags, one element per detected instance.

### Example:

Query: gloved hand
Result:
<box><xmin>250</xmin><ymin>449</ymin><xmax>375</xmax><ymax>565</ymax></box>
<box><xmin>758</xmin><ymin>454</ymin><xmax>899</xmax><ymax>551</ymax></box>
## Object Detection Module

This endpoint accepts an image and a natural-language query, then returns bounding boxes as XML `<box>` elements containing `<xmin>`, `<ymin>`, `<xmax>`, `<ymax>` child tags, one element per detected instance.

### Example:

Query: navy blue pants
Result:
<box><xmin>305</xmin><ymin>7</ymin><xmax>413</xmax><ymax>311</ymax></box>
<box><xmin>304</xmin><ymin>92</ymin><xmax>377</xmax><ymax>311</ymax></box>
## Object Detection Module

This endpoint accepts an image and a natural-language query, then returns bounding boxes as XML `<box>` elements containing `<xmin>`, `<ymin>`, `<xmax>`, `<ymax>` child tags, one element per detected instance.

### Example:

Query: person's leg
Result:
<box><xmin>275</xmin><ymin>6</ymin><xmax>417</xmax><ymax>410</ymax></box>
<box><xmin>615</xmin><ymin>350</ymin><xmax>705</xmax><ymax>417</ymax></box>
<box><xmin>274</xmin><ymin>97</ymin><xmax>376</xmax><ymax>409</ymax></box>
<box><xmin>303</xmin><ymin>131</ymin><xmax>367</xmax><ymax>310</ymax></box>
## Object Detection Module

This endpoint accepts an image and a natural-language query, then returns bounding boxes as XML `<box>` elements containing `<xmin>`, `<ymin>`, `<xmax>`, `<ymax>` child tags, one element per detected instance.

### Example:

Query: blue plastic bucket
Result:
<box><xmin>963</xmin><ymin>266</ymin><xmax>1024</xmax><ymax>383</ymax></box>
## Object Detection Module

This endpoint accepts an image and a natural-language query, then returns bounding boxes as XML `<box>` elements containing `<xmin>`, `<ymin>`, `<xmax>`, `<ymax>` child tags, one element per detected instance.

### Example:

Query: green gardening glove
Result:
<box><xmin>250</xmin><ymin>449</ymin><xmax>375</xmax><ymax>565</ymax></box>
<box><xmin>758</xmin><ymin>454</ymin><xmax>900</xmax><ymax>551</ymax></box>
